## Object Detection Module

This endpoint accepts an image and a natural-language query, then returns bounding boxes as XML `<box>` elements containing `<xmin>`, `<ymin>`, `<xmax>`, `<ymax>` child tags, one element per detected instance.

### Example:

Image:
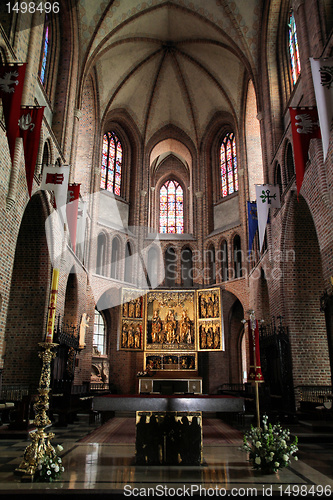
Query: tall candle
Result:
<box><xmin>45</xmin><ymin>268</ymin><xmax>59</xmax><ymax>343</ymax></box>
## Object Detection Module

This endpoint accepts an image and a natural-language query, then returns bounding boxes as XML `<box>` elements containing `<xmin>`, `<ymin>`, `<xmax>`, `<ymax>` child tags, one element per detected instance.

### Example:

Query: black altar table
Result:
<box><xmin>93</xmin><ymin>394</ymin><xmax>244</xmax><ymax>412</ymax></box>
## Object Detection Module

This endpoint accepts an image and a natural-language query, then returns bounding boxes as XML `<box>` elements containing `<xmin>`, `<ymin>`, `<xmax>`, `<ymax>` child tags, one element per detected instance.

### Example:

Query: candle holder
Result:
<box><xmin>16</xmin><ymin>342</ymin><xmax>58</xmax><ymax>479</ymax></box>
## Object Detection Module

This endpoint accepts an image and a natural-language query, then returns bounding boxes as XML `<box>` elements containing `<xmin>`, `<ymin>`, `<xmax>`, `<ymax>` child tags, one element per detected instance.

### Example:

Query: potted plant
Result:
<box><xmin>242</xmin><ymin>414</ymin><xmax>298</xmax><ymax>474</ymax></box>
<box><xmin>35</xmin><ymin>444</ymin><xmax>64</xmax><ymax>482</ymax></box>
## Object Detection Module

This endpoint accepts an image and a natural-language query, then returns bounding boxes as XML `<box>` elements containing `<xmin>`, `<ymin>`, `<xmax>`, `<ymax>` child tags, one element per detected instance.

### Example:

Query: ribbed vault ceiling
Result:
<box><xmin>78</xmin><ymin>0</ymin><xmax>263</xmax><ymax>147</ymax></box>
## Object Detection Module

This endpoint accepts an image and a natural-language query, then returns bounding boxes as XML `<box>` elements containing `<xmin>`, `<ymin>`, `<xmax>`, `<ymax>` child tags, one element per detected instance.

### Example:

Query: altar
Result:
<box><xmin>138</xmin><ymin>377</ymin><xmax>202</xmax><ymax>395</ymax></box>
<box><xmin>92</xmin><ymin>394</ymin><xmax>244</xmax><ymax>413</ymax></box>
<box><xmin>136</xmin><ymin>411</ymin><xmax>202</xmax><ymax>465</ymax></box>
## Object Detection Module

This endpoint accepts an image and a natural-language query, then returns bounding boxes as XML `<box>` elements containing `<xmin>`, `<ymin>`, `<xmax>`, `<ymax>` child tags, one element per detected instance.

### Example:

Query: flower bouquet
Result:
<box><xmin>35</xmin><ymin>445</ymin><xmax>64</xmax><ymax>482</ymax></box>
<box><xmin>242</xmin><ymin>414</ymin><xmax>298</xmax><ymax>474</ymax></box>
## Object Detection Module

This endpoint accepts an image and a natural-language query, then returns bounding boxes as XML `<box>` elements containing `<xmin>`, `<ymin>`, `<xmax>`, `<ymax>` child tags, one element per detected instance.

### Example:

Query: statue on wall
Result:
<box><xmin>123</xmin><ymin>301</ymin><xmax>129</xmax><ymax>318</ymax></box>
<box><xmin>199</xmin><ymin>323</ymin><xmax>221</xmax><ymax>350</ymax></box>
<box><xmin>151</xmin><ymin>310</ymin><xmax>162</xmax><ymax>343</ymax></box>
<box><xmin>213</xmin><ymin>295</ymin><xmax>219</xmax><ymax>317</ymax></box>
<box><xmin>179</xmin><ymin>310</ymin><xmax>191</xmax><ymax>344</ymax></box>
<box><xmin>79</xmin><ymin>313</ymin><xmax>89</xmax><ymax>348</ymax></box>
<box><xmin>134</xmin><ymin>325</ymin><xmax>141</xmax><ymax>349</ymax></box>
<box><xmin>121</xmin><ymin>321</ymin><xmax>142</xmax><ymax>350</ymax></box>
<box><xmin>128</xmin><ymin>299</ymin><xmax>135</xmax><ymax>318</ymax></box>
<box><xmin>165</xmin><ymin>309</ymin><xmax>177</xmax><ymax>343</ymax></box>
<box><xmin>200</xmin><ymin>296</ymin><xmax>207</xmax><ymax>318</ymax></box>
<box><xmin>135</xmin><ymin>297</ymin><xmax>142</xmax><ymax>318</ymax></box>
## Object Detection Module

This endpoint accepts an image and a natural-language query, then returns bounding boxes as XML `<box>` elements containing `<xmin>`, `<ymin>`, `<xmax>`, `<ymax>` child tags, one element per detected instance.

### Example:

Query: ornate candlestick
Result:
<box><xmin>16</xmin><ymin>342</ymin><xmax>58</xmax><ymax>478</ymax></box>
<box><xmin>16</xmin><ymin>268</ymin><xmax>60</xmax><ymax>479</ymax></box>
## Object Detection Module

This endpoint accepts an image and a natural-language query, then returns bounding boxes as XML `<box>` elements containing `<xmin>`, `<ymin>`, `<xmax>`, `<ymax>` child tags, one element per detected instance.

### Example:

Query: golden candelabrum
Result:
<box><xmin>15</xmin><ymin>342</ymin><xmax>58</xmax><ymax>479</ymax></box>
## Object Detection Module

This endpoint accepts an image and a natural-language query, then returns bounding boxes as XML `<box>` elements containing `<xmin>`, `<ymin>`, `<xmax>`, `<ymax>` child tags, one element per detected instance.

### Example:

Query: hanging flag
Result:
<box><xmin>310</xmin><ymin>57</ymin><xmax>333</xmax><ymax>161</ymax></box>
<box><xmin>18</xmin><ymin>106</ymin><xmax>45</xmax><ymax>197</ymax></box>
<box><xmin>0</xmin><ymin>63</ymin><xmax>26</xmax><ymax>161</ymax></box>
<box><xmin>247</xmin><ymin>201</ymin><xmax>258</xmax><ymax>255</ymax></box>
<box><xmin>255</xmin><ymin>185</ymin><xmax>280</xmax><ymax>251</ymax></box>
<box><xmin>247</xmin><ymin>318</ymin><xmax>264</xmax><ymax>383</ymax></box>
<box><xmin>289</xmin><ymin>107</ymin><xmax>321</xmax><ymax>195</ymax></box>
<box><xmin>76</xmin><ymin>197</ymin><xmax>87</xmax><ymax>259</ymax></box>
<box><xmin>66</xmin><ymin>184</ymin><xmax>80</xmax><ymax>252</ymax></box>
<box><xmin>41</xmin><ymin>165</ymin><xmax>70</xmax><ymax>221</ymax></box>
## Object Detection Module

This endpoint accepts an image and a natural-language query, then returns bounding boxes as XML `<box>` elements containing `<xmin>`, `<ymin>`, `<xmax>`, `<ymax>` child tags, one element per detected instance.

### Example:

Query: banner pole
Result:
<box><xmin>255</xmin><ymin>381</ymin><xmax>260</xmax><ymax>428</ymax></box>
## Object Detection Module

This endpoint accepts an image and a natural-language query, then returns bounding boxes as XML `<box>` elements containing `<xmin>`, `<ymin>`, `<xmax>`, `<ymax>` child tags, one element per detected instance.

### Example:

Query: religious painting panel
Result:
<box><xmin>119</xmin><ymin>288</ymin><xmax>145</xmax><ymax>350</ymax></box>
<box><xmin>145</xmin><ymin>290</ymin><xmax>196</xmax><ymax>351</ymax></box>
<box><xmin>197</xmin><ymin>288</ymin><xmax>224</xmax><ymax>351</ymax></box>
<box><xmin>144</xmin><ymin>352</ymin><xmax>197</xmax><ymax>371</ymax></box>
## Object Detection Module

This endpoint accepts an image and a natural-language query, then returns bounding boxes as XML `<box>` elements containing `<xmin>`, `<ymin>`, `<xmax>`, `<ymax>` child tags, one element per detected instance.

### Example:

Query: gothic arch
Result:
<box><xmin>164</xmin><ymin>245</ymin><xmax>177</xmax><ymax>287</ymax></box>
<box><xmin>282</xmin><ymin>194</ymin><xmax>329</xmax><ymax>389</ymax></box>
<box><xmin>284</xmin><ymin>140</ymin><xmax>295</xmax><ymax>185</ymax></box>
<box><xmin>146</xmin><ymin>244</ymin><xmax>162</xmax><ymax>290</ymax></box>
<box><xmin>147</xmin><ymin>129</ymin><xmax>195</xmax><ymax>235</ymax></box>
<box><xmin>264</xmin><ymin>0</ymin><xmax>295</xmax><ymax>147</ymax></box>
<box><xmin>181</xmin><ymin>246</ymin><xmax>194</xmax><ymax>288</ymax></box>
<box><xmin>110</xmin><ymin>235</ymin><xmax>121</xmax><ymax>280</ymax></box>
<box><xmin>96</xmin><ymin>231</ymin><xmax>108</xmax><ymax>276</ymax></box>
<box><xmin>202</xmin><ymin>111</ymin><xmax>238</xmax><ymax>206</ymax></box>
<box><xmin>3</xmin><ymin>193</ymin><xmax>51</xmax><ymax>387</ymax></box>
<box><xmin>63</xmin><ymin>270</ymin><xmax>79</xmax><ymax>329</ymax></box>
<box><xmin>217</xmin><ymin>237</ymin><xmax>229</xmax><ymax>283</ymax></box>
<box><xmin>124</xmin><ymin>240</ymin><xmax>135</xmax><ymax>284</ymax></box>
<box><xmin>154</xmin><ymin>169</ymin><xmax>187</xmax><ymax>235</ymax></box>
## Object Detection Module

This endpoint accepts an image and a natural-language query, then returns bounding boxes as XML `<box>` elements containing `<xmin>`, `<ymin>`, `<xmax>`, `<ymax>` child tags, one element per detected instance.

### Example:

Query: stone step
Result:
<box><xmin>289</xmin><ymin>420</ymin><xmax>333</xmax><ymax>443</ymax></box>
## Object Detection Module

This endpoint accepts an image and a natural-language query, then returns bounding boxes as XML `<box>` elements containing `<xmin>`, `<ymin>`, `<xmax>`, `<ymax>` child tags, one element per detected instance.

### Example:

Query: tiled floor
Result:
<box><xmin>0</xmin><ymin>415</ymin><xmax>333</xmax><ymax>498</ymax></box>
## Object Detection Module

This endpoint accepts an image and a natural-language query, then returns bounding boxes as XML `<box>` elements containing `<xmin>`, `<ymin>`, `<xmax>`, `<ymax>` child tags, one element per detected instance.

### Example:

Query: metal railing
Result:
<box><xmin>0</xmin><ymin>384</ymin><xmax>32</xmax><ymax>401</ymax></box>
<box><xmin>295</xmin><ymin>385</ymin><xmax>332</xmax><ymax>403</ymax></box>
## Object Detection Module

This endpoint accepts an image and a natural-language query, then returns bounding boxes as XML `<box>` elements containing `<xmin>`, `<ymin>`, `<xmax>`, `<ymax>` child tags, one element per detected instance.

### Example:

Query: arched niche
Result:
<box><xmin>164</xmin><ymin>246</ymin><xmax>177</xmax><ymax>287</ymax></box>
<box><xmin>181</xmin><ymin>246</ymin><xmax>193</xmax><ymax>288</ymax></box>
<box><xmin>63</xmin><ymin>270</ymin><xmax>79</xmax><ymax>329</ymax></box>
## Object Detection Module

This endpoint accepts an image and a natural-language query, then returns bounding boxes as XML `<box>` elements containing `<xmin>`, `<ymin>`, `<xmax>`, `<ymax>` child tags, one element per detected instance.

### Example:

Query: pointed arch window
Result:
<box><xmin>288</xmin><ymin>9</ymin><xmax>301</xmax><ymax>86</ymax></box>
<box><xmin>100</xmin><ymin>131</ymin><xmax>122</xmax><ymax>195</ymax></box>
<box><xmin>159</xmin><ymin>180</ymin><xmax>184</xmax><ymax>234</ymax></box>
<box><xmin>39</xmin><ymin>17</ymin><xmax>50</xmax><ymax>86</ymax></box>
<box><xmin>220</xmin><ymin>132</ymin><xmax>238</xmax><ymax>197</ymax></box>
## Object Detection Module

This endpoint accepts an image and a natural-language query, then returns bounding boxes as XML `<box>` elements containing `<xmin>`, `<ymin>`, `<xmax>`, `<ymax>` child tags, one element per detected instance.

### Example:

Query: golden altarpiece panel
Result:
<box><xmin>119</xmin><ymin>289</ymin><xmax>144</xmax><ymax>350</ymax></box>
<box><xmin>119</xmin><ymin>288</ymin><xmax>223</xmax><ymax>364</ymax></box>
<box><xmin>197</xmin><ymin>288</ymin><xmax>224</xmax><ymax>351</ymax></box>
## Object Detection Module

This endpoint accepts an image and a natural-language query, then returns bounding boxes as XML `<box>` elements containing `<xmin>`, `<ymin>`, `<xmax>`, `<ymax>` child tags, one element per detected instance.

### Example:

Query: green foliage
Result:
<box><xmin>35</xmin><ymin>445</ymin><xmax>64</xmax><ymax>482</ymax></box>
<box><xmin>241</xmin><ymin>415</ymin><xmax>298</xmax><ymax>474</ymax></box>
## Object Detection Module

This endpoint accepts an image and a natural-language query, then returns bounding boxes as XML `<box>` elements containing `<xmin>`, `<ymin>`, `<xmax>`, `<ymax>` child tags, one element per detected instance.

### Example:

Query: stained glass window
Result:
<box><xmin>100</xmin><ymin>131</ymin><xmax>122</xmax><ymax>195</ymax></box>
<box><xmin>288</xmin><ymin>10</ymin><xmax>301</xmax><ymax>86</ymax></box>
<box><xmin>220</xmin><ymin>132</ymin><xmax>238</xmax><ymax>197</ymax></box>
<box><xmin>40</xmin><ymin>23</ymin><xmax>49</xmax><ymax>85</ymax></box>
<box><xmin>159</xmin><ymin>180</ymin><xmax>184</xmax><ymax>234</ymax></box>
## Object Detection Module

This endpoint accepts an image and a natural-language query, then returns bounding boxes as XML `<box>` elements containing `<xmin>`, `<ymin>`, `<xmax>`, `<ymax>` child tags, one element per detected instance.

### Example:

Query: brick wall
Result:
<box><xmin>0</xmin><ymin>1</ymin><xmax>332</xmax><ymax>406</ymax></box>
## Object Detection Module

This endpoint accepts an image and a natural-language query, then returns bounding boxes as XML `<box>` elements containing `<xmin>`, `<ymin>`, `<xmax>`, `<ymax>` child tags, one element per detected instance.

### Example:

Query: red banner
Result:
<box><xmin>66</xmin><ymin>184</ymin><xmax>80</xmax><ymax>252</ymax></box>
<box><xmin>248</xmin><ymin>319</ymin><xmax>264</xmax><ymax>383</ymax></box>
<box><xmin>0</xmin><ymin>63</ymin><xmax>26</xmax><ymax>161</ymax></box>
<box><xmin>18</xmin><ymin>106</ymin><xmax>45</xmax><ymax>197</ymax></box>
<box><xmin>289</xmin><ymin>107</ymin><xmax>321</xmax><ymax>195</ymax></box>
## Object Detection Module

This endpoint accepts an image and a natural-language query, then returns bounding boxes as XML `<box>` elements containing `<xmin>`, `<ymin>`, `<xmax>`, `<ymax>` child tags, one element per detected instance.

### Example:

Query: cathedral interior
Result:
<box><xmin>0</xmin><ymin>0</ymin><xmax>333</xmax><ymax>496</ymax></box>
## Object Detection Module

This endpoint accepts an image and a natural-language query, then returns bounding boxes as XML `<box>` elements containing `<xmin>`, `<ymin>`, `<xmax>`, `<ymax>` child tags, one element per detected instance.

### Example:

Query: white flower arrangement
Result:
<box><xmin>242</xmin><ymin>414</ymin><xmax>298</xmax><ymax>474</ymax></box>
<box><xmin>35</xmin><ymin>445</ymin><xmax>64</xmax><ymax>482</ymax></box>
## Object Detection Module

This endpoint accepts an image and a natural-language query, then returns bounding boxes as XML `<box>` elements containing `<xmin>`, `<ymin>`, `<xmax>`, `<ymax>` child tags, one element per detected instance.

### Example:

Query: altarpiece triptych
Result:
<box><xmin>119</xmin><ymin>288</ymin><xmax>223</xmax><ymax>371</ymax></box>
